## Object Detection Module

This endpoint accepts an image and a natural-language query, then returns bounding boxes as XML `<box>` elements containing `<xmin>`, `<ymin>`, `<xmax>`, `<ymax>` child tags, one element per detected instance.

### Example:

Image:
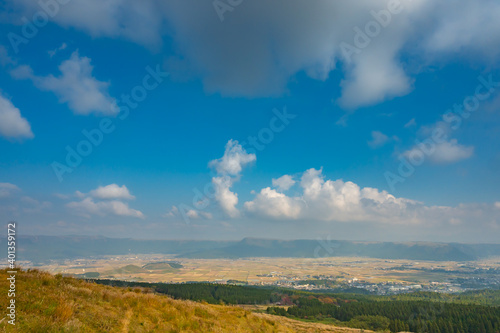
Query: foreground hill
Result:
<box><xmin>0</xmin><ymin>269</ymin><xmax>370</xmax><ymax>332</ymax></box>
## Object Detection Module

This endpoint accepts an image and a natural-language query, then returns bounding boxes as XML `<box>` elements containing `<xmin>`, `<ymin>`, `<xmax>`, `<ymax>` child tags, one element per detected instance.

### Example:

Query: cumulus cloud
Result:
<box><xmin>244</xmin><ymin>187</ymin><xmax>303</xmax><ymax>219</ymax></box>
<box><xmin>160</xmin><ymin>0</ymin><xmax>499</xmax><ymax>107</ymax></box>
<box><xmin>67</xmin><ymin>198</ymin><xmax>144</xmax><ymax>219</ymax></box>
<box><xmin>212</xmin><ymin>176</ymin><xmax>240</xmax><ymax>217</ymax></box>
<box><xmin>423</xmin><ymin>1</ymin><xmax>500</xmax><ymax>62</ymax></box>
<box><xmin>9</xmin><ymin>0</ymin><xmax>164</xmax><ymax>48</ymax></box>
<box><xmin>338</xmin><ymin>44</ymin><xmax>414</xmax><ymax>108</ymax></box>
<box><xmin>368</xmin><ymin>131</ymin><xmax>389</xmax><ymax>148</ymax></box>
<box><xmin>7</xmin><ymin>0</ymin><xmax>500</xmax><ymax>108</ymax></box>
<box><xmin>90</xmin><ymin>184</ymin><xmax>135</xmax><ymax>200</ymax></box>
<box><xmin>245</xmin><ymin>168</ymin><xmax>420</xmax><ymax>223</ymax></box>
<box><xmin>11</xmin><ymin>51</ymin><xmax>117</xmax><ymax>116</ymax></box>
<box><xmin>209</xmin><ymin>139</ymin><xmax>256</xmax><ymax>176</ymax></box>
<box><xmin>272</xmin><ymin>175</ymin><xmax>296</xmax><ymax>191</ymax></box>
<box><xmin>67</xmin><ymin>184</ymin><xmax>143</xmax><ymax>218</ymax></box>
<box><xmin>185</xmin><ymin>209</ymin><xmax>199</xmax><ymax>219</ymax></box>
<box><xmin>209</xmin><ymin>140</ymin><xmax>256</xmax><ymax>217</ymax></box>
<box><xmin>0</xmin><ymin>93</ymin><xmax>34</xmax><ymax>140</ymax></box>
<box><xmin>430</xmin><ymin>140</ymin><xmax>474</xmax><ymax>164</ymax></box>
<box><xmin>404</xmin><ymin>139</ymin><xmax>474</xmax><ymax>164</ymax></box>
<box><xmin>161</xmin><ymin>0</ymin><xmax>418</xmax><ymax>106</ymax></box>
<box><xmin>0</xmin><ymin>183</ymin><xmax>20</xmax><ymax>198</ymax></box>
<box><xmin>245</xmin><ymin>168</ymin><xmax>500</xmax><ymax>228</ymax></box>
<box><xmin>403</xmin><ymin>121</ymin><xmax>474</xmax><ymax>164</ymax></box>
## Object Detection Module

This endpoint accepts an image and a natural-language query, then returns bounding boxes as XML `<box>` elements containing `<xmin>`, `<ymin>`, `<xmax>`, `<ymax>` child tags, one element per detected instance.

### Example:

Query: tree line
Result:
<box><xmin>267</xmin><ymin>297</ymin><xmax>500</xmax><ymax>332</ymax></box>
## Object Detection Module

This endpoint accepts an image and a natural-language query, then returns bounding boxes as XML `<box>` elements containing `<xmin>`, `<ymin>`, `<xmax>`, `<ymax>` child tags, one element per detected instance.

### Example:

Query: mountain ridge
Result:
<box><xmin>3</xmin><ymin>235</ymin><xmax>500</xmax><ymax>263</ymax></box>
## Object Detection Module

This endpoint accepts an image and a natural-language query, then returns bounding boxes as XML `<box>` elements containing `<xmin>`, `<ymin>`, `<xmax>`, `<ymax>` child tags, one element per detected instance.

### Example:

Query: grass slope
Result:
<box><xmin>0</xmin><ymin>269</ymin><xmax>370</xmax><ymax>333</ymax></box>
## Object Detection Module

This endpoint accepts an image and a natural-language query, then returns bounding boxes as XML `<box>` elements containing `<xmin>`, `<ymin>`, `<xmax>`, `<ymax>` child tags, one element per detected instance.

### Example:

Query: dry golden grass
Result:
<box><xmin>0</xmin><ymin>268</ymin><xmax>369</xmax><ymax>333</ymax></box>
<box><xmin>255</xmin><ymin>314</ymin><xmax>374</xmax><ymax>333</ymax></box>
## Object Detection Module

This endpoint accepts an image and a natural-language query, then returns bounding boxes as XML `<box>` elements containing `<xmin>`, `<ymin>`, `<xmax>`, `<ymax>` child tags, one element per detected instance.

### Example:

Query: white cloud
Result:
<box><xmin>67</xmin><ymin>184</ymin><xmax>143</xmax><ymax>218</ymax></box>
<box><xmin>423</xmin><ymin>1</ymin><xmax>500</xmax><ymax>62</ymax></box>
<box><xmin>245</xmin><ymin>168</ymin><xmax>420</xmax><ymax>223</ymax></box>
<box><xmin>90</xmin><ymin>184</ymin><xmax>135</xmax><ymax>200</ymax></box>
<box><xmin>75</xmin><ymin>191</ymin><xmax>86</xmax><ymax>199</ymax></box>
<box><xmin>185</xmin><ymin>209</ymin><xmax>199</xmax><ymax>219</ymax></box>
<box><xmin>161</xmin><ymin>0</ymin><xmax>419</xmax><ymax>106</ymax></box>
<box><xmin>212</xmin><ymin>176</ymin><xmax>239</xmax><ymax>218</ymax></box>
<box><xmin>209</xmin><ymin>140</ymin><xmax>256</xmax><ymax>217</ymax></box>
<box><xmin>429</xmin><ymin>140</ymin><xmax>474</xmax><ymax>164</ymax></box>
<box><xmin>8</xmin><ymin>1</ymin><xmax>500</xmax><ymax>109</ymax></box>
<box><xmin>209</xmin><ymin>139</ymin><xmax>256</xmax><ymax>176</ymax></box>
<box><xmin>244</xmin><ymin>187</ymin><xmax>303</xmax><ymax>219</ymax></box>
<box><xmin>403</xmin><ymin>121</ymin><xmax>474</xmax><ymax>165</ymax></box>
<box><xmin>404</xmin><ymin>139</ymin><xmax>474</xmax><ymax>164</ymax></box>
<box><xmin>0</xmin><ymin>183</ymin><xmax>20</xmax><ymax>198</ymax></box>
<box><xmin>10</xmin><ymin>0</ymin><xmax>164</xmax><ymax>48</ymax></box>
<box><xmin>67</xmin><ymin>197</ymin><xmax>144</xmax><ymax>219</ymax></box>
<box><xmin>338</xmin><ymin>44</ymin><xmax>413</xmax><ymax>108</ymax></box>
<box><xmin>0</xmin><ymin>93</ymin><xmax>34</xmax><ymax>140</ymax></box>
<box><xmin>368</xmin><ymin>131</ymin><xmax>389</xmax><ymax>148</ymax></box>
<box><xmin>11</xmin><ymin>51</ymin><xmax>117</xmax><ymax>116</ymax></box>
<box><xmin>160</xmin><ymin>0</ymin><xmax>500</xmax><ymax>107</ymax></box>
<box><xmin>272</xmin><ymin>175</ymin><xmax>296</xmax><ymax>191</ymax></box>
<box><xmin>245</xmin><ymin>168</ymin><xmax>500</xmax><ymax>229</ymax></box>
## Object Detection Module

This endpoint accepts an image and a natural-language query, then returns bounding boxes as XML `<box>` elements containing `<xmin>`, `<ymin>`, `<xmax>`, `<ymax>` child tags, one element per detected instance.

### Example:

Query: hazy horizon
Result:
<box><xmin>7</xmin><ymin>233</ymin><xmax>500</xmax><ymax>245</ymax></box>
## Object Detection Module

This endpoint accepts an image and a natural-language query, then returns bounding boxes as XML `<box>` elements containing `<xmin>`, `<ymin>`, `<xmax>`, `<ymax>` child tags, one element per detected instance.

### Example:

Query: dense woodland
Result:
<box><xmin>268</xmin><ymin>297</ymin><xmax>500</xmax><ymax>332</ymax></box>
<box><xmin>92</xmin><ymin>279</ymin><xmax>500</xmax><ymax>332</ymax></box>
<box><xmin>93</xmin><ymin>279</ymin><xmax>282</xmax><ymax>304</ymax></box>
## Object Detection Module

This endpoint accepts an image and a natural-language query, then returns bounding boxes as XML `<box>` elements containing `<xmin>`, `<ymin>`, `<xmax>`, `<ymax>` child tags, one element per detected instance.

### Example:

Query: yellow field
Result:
<box><xmin>35</xmin><ymin>254</ymin><xmax>500</xmax><ymax>286</ymax></box>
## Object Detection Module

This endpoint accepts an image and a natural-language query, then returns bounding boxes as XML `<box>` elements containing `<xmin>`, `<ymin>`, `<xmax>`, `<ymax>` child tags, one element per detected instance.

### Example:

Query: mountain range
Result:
<box><xmin>5</xmin><ymin>236</ymin><xmax>500</xmax><ymax>263</ymax></box>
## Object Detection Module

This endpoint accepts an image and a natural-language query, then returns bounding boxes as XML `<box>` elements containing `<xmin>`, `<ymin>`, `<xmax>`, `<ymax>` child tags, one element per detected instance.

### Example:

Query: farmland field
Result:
<box><xmin>34</xmin><ymin>254</ymin><xmax>500</xmax><ymax>292</ymax></box>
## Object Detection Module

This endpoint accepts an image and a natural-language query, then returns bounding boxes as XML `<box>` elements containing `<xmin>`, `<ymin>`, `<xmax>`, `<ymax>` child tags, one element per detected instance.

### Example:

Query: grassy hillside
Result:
<box><xmin>0</xmin><ymin>269</ymin><xmax>370</xmax><ymax>332</ymax></box>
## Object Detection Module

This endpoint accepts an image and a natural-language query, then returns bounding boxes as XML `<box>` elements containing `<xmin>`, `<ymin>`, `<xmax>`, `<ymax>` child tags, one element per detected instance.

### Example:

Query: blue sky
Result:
<box><xmin>0</xmin><ymin>0</ymin><xmax>499</xmax><ymax>242</ymax></box>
